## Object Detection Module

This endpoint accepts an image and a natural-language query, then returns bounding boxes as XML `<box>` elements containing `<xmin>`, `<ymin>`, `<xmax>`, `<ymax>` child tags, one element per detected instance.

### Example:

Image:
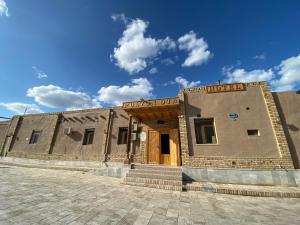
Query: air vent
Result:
<box><xmin>64</xmin><ymin>127</ymin><xmax>72</xmax><ymax>135</ymax></box>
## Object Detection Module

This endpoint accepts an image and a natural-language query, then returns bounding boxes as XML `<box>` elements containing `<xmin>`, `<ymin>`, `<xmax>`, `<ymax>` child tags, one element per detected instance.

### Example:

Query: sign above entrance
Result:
<box><xmin>123</xmin><ymin>97</ymin><xmax>179</xmax><ymax>109</ymax></box>
<box><xmin>206</xmin><ymin>83</ymin><xmax>246</xmax><ymax>94</ymax></box>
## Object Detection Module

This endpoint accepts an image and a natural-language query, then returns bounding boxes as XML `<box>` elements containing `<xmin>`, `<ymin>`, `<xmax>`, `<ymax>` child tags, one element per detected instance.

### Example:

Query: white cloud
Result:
<box><xmin>149</xmin><ymin>67</ymin><xmax>158</xmax><ymax>74</ymax></box>
<box><xmin>253</xmin><ymin>53</ymin><xmax>266</xmax><ymax>60</ymax></box>
<box><xmin>178</xmin><ymin>31</ymin><xmax>212</xmax><ymax>67</ymax></box>
<box><xmin>111</xmin><ymin>13</ymin><xmax>129</xmax><ymax>24</ymax></box>
<box><xmin>175</xmin><ymin>76</ymin><xmax>201</xmax><ymax>88</ymax></box>
<box><xmin>161</xmin><ymin>58</ymin><xmax>175</xmax><ymax>65</ymax></box>
<box><xmin>271</xmin><ymin>54</ymin><xmax>300</xmax><ymax>91</ymax></box>
<box><xmin>223</xmin><ymin>54</ymin><xmax>300</xmax><ymax>92</ymax></box>
<box><xmin>0</xmin><ymin>102</ymin><xmax>43</xmax><ymax>115</ymax></box>
<box><xmin>27</xmin><ymin>85</ymin><xmax>101</xmax><ymax>110</ymax></box>
<box><xmin>224</xmin><ymin>67</ymin><xmax>274</xmax><ymax>83</ymax></box>
<box><xmin>32</xmin><ymin>66</ymin><xmax>48</xmax><ymax>79</ymax></box>
<box><xmin>0</xmin><ymin>0</ymin><xmax>8</xmax><ymax>17</ymax></box>
<box><xmin>97</xmin><ymin>78</ymin><xmax>153</xmax><ymax>105</ymax></box>
<box><xmin>112</xmin><ymin>17</ymin><xmax>176</xmax><ymax>74</ymax></box>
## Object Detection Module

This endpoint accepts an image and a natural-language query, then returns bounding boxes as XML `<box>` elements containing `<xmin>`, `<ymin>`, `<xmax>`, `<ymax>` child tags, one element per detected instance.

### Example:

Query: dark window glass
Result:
<box><xmin>118</xmin><ymin>127</ymin><xmax>128</xmax><ymax>144</ymax></box>
<box><xmin>29</xmin><ymin>130</ymin><xmax>41</xmax><ymax>144</ymax></box>
<box><xmin>83</xmin><ymin>128</ymin><xmax>95</xmax><ymax>145</ymax></box>
<box><xmin>194</xmin><ymin>118</ymin><xmax>216</xmax><ymax>144</ymax></box>
<box><xmin>161</xmin><ymin>134</ymin><xmax>170</xmax><ymax>154</ymax></box>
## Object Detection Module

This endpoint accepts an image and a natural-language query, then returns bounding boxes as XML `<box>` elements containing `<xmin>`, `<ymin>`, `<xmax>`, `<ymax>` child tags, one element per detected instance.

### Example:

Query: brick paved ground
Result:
<box><xmin>0</xmin><ymin>165</ymin><xmax>300</xmax><ymax>225</ymax></box>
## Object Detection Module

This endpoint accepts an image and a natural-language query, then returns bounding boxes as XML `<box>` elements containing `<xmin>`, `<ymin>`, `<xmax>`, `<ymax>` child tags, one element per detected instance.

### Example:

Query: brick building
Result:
<box><xmin>0</xmin><ymin>81</ymin><xmax>299</xmax><ymax>171</ymax></box>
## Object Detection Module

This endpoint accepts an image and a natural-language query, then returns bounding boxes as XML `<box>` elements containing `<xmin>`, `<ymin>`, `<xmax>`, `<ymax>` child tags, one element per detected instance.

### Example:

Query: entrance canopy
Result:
<box><xmin>122</xmin><ymin>97</ymin><xmax>179</xmax><ymax>120</ymax></box>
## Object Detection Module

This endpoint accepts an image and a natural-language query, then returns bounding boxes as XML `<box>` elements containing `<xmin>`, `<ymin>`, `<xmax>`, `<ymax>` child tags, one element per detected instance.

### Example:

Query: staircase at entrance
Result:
<box><xmin>122</xmin><ymin>164</ymin><xmax>182</xmax><ymax>191</ymax></box>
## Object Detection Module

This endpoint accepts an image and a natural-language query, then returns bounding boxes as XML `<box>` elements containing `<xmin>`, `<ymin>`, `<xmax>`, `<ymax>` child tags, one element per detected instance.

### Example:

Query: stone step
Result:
<box><xmin>184</xmin><ymin>182</ymin><xmax>300</xmax><ymax>198</ymax></box>
<box><xmin>132</xmin><ymin>164</ymin><xmax>182</xmax><ymax>172</ymax></box>
<box><xmin>122</xmin><ymin>181</ymin><xmax>182</xmax><ymax>191</ymax></box>
<box><xmin>126</xmin><ymin>172</ymin><xmax>182</xmax><ymax>181</ymax></box>
<box><xmin>124</xmin><ymin>177</ymin><xmax>182</xmax><ymax>186</ymax></box>
<box><xmin>128</xmin><ymin>169</ymin><xmax>182</xmax><ymax>176</ymax></box>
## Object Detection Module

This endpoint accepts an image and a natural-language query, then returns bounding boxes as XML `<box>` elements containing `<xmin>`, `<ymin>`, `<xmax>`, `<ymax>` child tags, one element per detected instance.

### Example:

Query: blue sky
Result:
<box><xmin>0</xmin><ymin>0</ymin><xmax>300</xmax><ymax>119</ymax></box>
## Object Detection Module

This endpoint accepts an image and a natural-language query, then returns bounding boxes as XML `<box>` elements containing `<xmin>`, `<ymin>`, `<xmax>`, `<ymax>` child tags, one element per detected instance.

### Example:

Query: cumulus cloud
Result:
<box><xmin>271</xmin><ymin>54</ymin><xmax>300</xmax><ymax>91</ymax></box>
<box><xmin>175</xmin><ymin>76</ymin><xmax>201</xmax><ymax>88</ymax></box>
<box><xmin>149</xmin><ymin>67</ymin><xmax>158</xmax><ymax>74</ymax></box>
<box><xmin>112</xmin><ymin>17</ymin><xmax>176</xmax><ymax>74</ymax></box>
<box><xmin>27</xmin><ymin>85</ymin><xmax>101</xmax><ymax>111</ymax></box>
<box><xmin>178</xmin><ymin>31</ymin><xmax>213</xmax><ymax>67</ymax></box>
<box><xmin>224</xmin><ymin>67</ymin><xmax>274</xmax><ymax>83</ymax></box>
<box><xmin>0</xmin><ymin>102</ymin><xmax>43</xmax><ymax>115</ymax></box>
<box><xmin>32</xmin><ymin>66</ymin><xmax>48</xmax><ymax>79</ymax></box>
<box><xmin>0</xmin><ymin>0</ymin><xmax>8</xmax><ymax>17</ymax></box>
<box><xmin>223</xmin><ymin>54</ymin><xmax>300</xmax><ymax>92</ymax></box>
<box><xmin>97</xmin><ymin>78</ymin><xmax>153</xmax><ymax>105</ymax></box>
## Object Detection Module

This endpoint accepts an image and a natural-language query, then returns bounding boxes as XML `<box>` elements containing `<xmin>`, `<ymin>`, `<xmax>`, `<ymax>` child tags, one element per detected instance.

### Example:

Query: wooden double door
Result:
<box><xmin>147</xmin><ymin>129</ymin><xmax>180</xmax><ymax>166</ymax></box>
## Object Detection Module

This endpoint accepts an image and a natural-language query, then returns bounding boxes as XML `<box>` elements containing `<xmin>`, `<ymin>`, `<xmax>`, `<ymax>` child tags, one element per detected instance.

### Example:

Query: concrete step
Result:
<box><xmin>124</xmin><ymin>177</ymin><xmax>182</xmax><ymax>186</ymax></box>
<box><xmin>132</xmin><ymin>164</ymin><xmax>182</xmax><ymax>172</ymax></box>
<box><xmin>128</xmin><ymin>169</ymin><xmax>182</xmax><ymax>176</ymax></box>
<box><xmin>126</xmin><ymin>172</ymin><xmax>182</xmax><ymax>181</ymax></box>
<box><xmin>122</xmin><ymin>181</ymin><xmax>182</xmax><ymax>191</ymax></box>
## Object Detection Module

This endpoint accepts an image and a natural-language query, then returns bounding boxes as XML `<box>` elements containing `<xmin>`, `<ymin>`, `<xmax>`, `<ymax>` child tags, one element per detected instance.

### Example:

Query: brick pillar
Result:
<box><xmin>178</xmin><ymin>91</ymin><xmax>190</xmax><ymax>166</ymax></box>
<box><xmin>102</xmin><ymin>109</ymin><xmax>113</xmax><ymax>161</ymax></box>
<box><xmin>260</xmin><ymin>82</ymin><xmax>294</xmax><ymax>169</ymax></box>
<box><xmin>47</xmin><ymin>114</ymin><xmax>62</xmax><ymax>155</ymax></box>
<box><xmin>1</xmin><ymin>116</ymin><xmax>22</xmax><ymax>156</ymax></box>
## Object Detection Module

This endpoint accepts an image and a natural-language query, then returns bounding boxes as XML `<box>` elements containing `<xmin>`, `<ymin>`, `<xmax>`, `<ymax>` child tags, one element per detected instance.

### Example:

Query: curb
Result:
<box><xmin>0</xmin><ymin>161</ymin><xmax>93</xmax><ymax>172</ymax></box>
<box><xmin>185</xmin><ymin>183</ymin><xmax>300</xmax><ymax>198</ymax></box>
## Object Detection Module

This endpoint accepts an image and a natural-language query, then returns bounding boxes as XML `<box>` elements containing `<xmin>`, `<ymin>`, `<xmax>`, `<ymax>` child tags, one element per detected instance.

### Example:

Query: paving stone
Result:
<box><xmin>0</xmin><ymin>166</ymin><xmax>300</xmax><ymax>225</ymax></box>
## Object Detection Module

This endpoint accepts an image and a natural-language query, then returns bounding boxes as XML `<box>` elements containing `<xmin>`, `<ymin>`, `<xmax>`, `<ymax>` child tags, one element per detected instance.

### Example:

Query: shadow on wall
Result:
<box><xmin>185</xmin><ymin>99</ymin><xmax>202</xmax><ymax>157</ymax></box>
<box><xmin>286</xmin><ymin>124</ymin><xmax>299</xmax><ymax>132</ymax></box>
<box><xmin>70</xmin><ymin>131</ymin><xmax>83</xmax><ymax>142</ymax></box>
<box><xmin>272</xmin><ymin>93</ymin><xmax>299</xmax><ymax>169</ymax></box>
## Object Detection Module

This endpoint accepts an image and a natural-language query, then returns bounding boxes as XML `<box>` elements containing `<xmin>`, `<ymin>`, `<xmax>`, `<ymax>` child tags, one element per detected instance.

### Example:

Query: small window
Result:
<box><xmin>247</xmin><ymin>129</ymin><xmax>259</xmax><ymax>136</ymax></box>
<box><xmin>83</xmin><ymin>128</ymin><xmax>95</xmax><ymax>145</ymax></box>
<box><xmin>118</xmin><ymin>127</ymin><xmax>128</xmax><ymax>144</ymax></box>
<box><xmin>194</xmin><ymin>118</ymin><xmax>217</xmax><ymax>144</ymax></box>
<box><xmin>29</xmin><ymin>130</ymin><xmax>41</xmax><ymax>144</ymax></box>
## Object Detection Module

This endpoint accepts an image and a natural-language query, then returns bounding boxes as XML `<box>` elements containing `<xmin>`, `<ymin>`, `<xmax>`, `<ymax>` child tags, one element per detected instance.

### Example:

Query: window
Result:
<box><xmin>83</xmin><ymin>128</ymin><xmax>95</xmax><ymax>145</ymax></box>
<box><xmin>29</xmin><ymin>130</ymin><xmax>41</xmax><ymax>144</ymax></box>
<box><xmin>194</xmin><ymin>118</ymin><xmax>217</xmax><ymax>144</ymax></box>
<box><xmin>118</xmin><ymin>127</ymin><xmax>128</xmax><ymax>144</ymax></box>
<box><xmin>247</xmin><ymin>129</ymin><xmax>259</xmax><ymax>136</ymax></box>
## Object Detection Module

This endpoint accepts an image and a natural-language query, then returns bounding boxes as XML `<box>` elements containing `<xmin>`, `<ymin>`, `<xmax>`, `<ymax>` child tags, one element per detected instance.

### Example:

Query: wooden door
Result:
<box><xmin>170</xmin><ymin>129</ymin><xmax>180</xmax><ymax>166</ymax></box>
<box><xmin>148</xmin><ymin>130</ymin><xmax>160</xmax><ymax>164</ymax></box>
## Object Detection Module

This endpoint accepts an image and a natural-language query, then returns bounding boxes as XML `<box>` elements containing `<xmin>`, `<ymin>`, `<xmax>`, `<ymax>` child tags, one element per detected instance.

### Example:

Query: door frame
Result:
<box><xmin>146</xmin><ymin>128</ymin><xmax>180</xmax><ymax>165</ymax></box>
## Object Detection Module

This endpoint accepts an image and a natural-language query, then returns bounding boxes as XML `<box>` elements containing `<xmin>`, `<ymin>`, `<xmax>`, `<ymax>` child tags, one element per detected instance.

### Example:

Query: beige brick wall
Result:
<box><xmin>179</xmin><ymin>82</ymin><xmax>294</xmax><ymax>169</ymax></box>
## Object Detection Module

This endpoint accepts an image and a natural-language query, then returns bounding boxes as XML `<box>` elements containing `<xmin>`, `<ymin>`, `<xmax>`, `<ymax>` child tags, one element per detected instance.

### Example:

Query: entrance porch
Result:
<box><xmin>122</xmin><ymin>97</ymin><xmax>181</xmax><ymax>166</ymax></box>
